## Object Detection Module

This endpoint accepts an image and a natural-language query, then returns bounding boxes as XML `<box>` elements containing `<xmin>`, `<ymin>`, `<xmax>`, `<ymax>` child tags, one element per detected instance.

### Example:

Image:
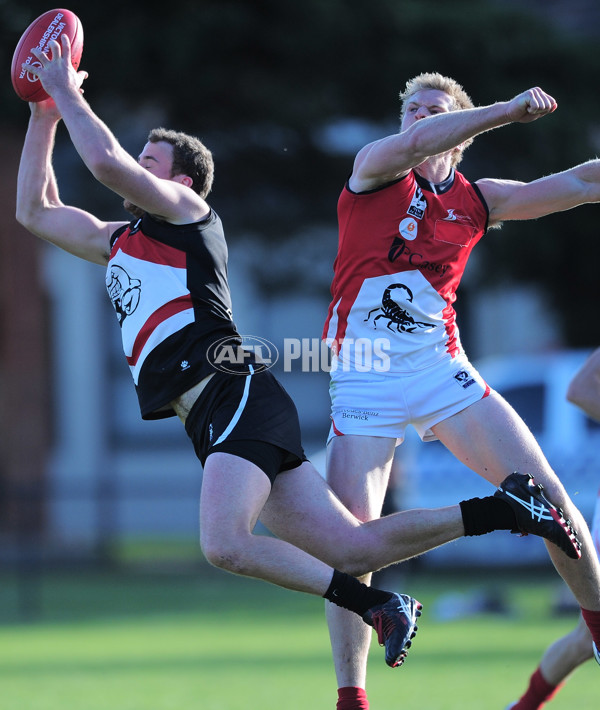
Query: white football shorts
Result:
<box><xmin>328</xmin><ymin>353</ymin><xmax>490</xmax><ymax>445</ymax></box>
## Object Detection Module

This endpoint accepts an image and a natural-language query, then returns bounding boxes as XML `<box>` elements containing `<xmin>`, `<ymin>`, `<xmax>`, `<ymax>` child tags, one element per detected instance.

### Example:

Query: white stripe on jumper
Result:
<box><xmin>213</xmin><ymin>365</ymin><xmax>254</xmax><ymax>446</ymax></box>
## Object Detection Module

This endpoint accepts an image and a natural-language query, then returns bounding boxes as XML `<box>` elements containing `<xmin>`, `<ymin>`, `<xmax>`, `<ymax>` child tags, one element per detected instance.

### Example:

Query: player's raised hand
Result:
<box><xmin>506</xmin><ymin>87</ymin><xmax>557</xmax><ymax>123</ymax></box>
<box><xmin>26</xmin><ymin>35</ymin><xmax>87</xmax><ymax>98</ymax></box>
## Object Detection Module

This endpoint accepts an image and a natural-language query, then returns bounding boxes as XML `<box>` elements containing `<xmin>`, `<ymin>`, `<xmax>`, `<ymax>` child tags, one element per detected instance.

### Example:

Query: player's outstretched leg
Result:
<box><xmin>362</xmin><ymin>592</ymin><xmax>422</xmax><ymax>668</ymax></box>
<box><xmin>494</xmin><ymin>473</ymin><xmax>581</xmax><ymax>559</ymax></box>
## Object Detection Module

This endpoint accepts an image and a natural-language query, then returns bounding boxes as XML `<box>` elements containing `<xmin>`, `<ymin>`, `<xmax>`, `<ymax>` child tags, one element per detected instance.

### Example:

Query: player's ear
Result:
<box><xmin>174</xmin><ymin>174</ymin><xmax>193</xmax><ymax>188</ymax></box>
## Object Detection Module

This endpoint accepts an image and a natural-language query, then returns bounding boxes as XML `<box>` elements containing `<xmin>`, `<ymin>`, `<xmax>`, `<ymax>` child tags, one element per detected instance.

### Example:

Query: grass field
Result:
<box><xmin>0</xmin><ymin>561</ymin><xmax>597</xmax><ymax>709</ymax></box>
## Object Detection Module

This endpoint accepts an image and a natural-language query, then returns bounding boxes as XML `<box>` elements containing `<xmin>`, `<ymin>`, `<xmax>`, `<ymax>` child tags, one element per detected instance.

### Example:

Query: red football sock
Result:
<box><xmin>581</xmin><ymin>606</ymin><xmax>600</xmax><ymax>648</ymax></box>
<box><xmin>336</xmin><ymin>686</ymin><xmax>369</xmax><ymax>710</ymax></box>
<box><xmin>513</xmin><ymin>667</ymin><xmax>562</xmax><ymax>710</ymax></box>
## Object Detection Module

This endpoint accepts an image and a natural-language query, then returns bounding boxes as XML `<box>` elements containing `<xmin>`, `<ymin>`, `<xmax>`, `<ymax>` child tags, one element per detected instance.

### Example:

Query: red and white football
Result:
<box><xmin>11</xmin><ymin>8</ymin><xmax>84</xmax><ymax>103</ymax></box>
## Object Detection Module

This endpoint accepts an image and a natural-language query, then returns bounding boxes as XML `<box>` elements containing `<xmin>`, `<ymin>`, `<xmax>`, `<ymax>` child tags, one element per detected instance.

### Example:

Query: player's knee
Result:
<box><xmin>200</xmin><ymin>535</ymin><xmax>249</xmax><ymax>574</ymax></box>
<box><xmin>331</xmin><ymin>551</ymin><xmax>372</xmax><ymax>578</ymax></box>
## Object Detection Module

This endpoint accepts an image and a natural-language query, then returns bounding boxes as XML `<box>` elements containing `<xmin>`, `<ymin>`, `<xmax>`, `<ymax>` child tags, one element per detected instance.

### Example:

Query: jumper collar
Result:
<box><xmin>415</xmin><ymin>168</ymin><xmax>455</xmax><ymax>195</ymax></box>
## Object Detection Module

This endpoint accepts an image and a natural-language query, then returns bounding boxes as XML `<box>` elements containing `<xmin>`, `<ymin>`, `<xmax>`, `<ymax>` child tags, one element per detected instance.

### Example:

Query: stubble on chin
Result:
<box><xmin>123</xmin><ymin>199</ymin><xmax>145</xmax><ymax>219</ymax></box>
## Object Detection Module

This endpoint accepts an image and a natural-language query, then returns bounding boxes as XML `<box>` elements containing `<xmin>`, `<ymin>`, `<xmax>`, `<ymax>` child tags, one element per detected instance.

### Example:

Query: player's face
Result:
<box><xmin>124</xmin><ymin>140</ymin><xmax>190</xmax><ymax>218</ymax></box>
<box><xmin>137</xmin><ymin>141</ymin><xmax>175</xmax><ymax>180</ymax></box>
<box><xmin>401</xmin><ymin>89</ymin><xmax>455</xmax><ymax>131</ymax></box>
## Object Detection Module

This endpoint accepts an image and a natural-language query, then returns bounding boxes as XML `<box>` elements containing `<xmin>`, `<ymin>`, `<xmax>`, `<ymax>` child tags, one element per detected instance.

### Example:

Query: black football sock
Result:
<box><xmin>459</xmin><ymin>496</ymin><xmax>518</xmax><ymax>536</ymax></box>
<box><xmin>323</xmin><ymin>570</ymin><xmax>393</xmax><ymax>616</ymax></box>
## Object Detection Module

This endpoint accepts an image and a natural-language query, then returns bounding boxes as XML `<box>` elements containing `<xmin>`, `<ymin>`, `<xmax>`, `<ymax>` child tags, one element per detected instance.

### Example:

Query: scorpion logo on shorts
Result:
<box><xmin>364</xmin><ymin>283</ymin><xmax>435</xmax><ymax>333</ymax></box>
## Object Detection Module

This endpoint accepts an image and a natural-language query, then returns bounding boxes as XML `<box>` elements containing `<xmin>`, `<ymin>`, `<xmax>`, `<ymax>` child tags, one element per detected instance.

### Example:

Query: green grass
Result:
<box><xmin>0</xmin><ymin>564</ymin><xmax>596</xmax><ymax>709</ymax></box>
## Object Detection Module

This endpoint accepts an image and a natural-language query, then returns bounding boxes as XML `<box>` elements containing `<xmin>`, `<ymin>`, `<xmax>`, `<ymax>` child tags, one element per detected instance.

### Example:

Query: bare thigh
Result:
<box><xmin>326</xmin><ymin>434</ymin><xmax>397</xmax><ymax>521</ymax></box>
<box><xmin>433</xmin><ymin>390</ymin><xmax>568</xmax><ymax>503</ymax></box>
<box><xmin>259</xmin><ymin>461</ymin><xmax>362</xmax><ymax>568</ymax></box>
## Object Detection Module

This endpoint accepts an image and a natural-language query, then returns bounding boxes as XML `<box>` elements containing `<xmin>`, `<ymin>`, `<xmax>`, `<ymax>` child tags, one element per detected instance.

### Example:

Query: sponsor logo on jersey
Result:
<box><xmin>399</xmin><ymin>217</ymin><xmax>418</xmax><ymax>241</ymax></box>
<box><xmin>407</xmin><ymin>186</ymin><xmax>427</xmax><ymax>219</ymax></box>
<box><xmin>442</xmin><ymin>208</ymin><xmax>472</xmax><ymax>222</ymax></box>
<box><xmin>388</xmin><ymin>237</ymin><xmax>450</xmax><ymax>276</ymax></box>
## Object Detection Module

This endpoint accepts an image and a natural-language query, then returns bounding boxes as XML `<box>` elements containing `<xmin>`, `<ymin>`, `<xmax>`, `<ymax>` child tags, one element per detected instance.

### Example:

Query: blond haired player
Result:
<box><xmin>323</xmin><ymin>72</ymin><xmax>600</xmax><ymax>710</ymax></box>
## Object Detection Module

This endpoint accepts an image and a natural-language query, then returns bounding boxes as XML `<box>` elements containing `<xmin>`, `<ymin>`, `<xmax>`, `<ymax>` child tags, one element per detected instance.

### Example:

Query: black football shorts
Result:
<box><xmin>184</xmin><ymin>365</ymin><xmax>307</xmax><ymax>483</ymax></box>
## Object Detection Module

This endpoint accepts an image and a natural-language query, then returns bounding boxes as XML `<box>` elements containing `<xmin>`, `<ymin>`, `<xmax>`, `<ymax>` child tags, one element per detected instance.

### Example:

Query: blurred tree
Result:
<box><xmin>2</xmin><ymin>0</ymin><xmax>599</xmax><ymax>344</ymax></box>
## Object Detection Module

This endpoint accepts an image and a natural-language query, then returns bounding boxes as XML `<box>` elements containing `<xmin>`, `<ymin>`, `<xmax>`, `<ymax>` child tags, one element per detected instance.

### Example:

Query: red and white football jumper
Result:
<box><xmin>323</xmin><ymin>169</ymin><xmax>489</xmax><ymax>372</ymax></box>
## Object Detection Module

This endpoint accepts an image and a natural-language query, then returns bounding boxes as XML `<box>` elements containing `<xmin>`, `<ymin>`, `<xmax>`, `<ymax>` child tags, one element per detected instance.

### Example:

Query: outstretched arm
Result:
<box><xmin>477</xmin><ymin>159</ymin><xmax>600</xmax><ymax>226</ymax></box>
<box><xmin>25</xmin><ymin>35</ymin><xmax>207</xmax><ymax>225</ymax></box>
<box><xmin>16</xmin><ymin>98</ymin><xmax>123</xmax><ymax>266</ymax></box>
<box><xmin>351</xmin><ymin>87</ymin><xmax>557</xmax><ymax>191</ymax></box>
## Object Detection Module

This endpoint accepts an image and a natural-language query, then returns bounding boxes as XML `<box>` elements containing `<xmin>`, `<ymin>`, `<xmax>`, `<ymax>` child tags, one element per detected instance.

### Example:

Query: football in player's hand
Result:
<box><xmin>11</xmin><ymin>8</ymin><xmax>84</xmax><ymax>102</ymax></box>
